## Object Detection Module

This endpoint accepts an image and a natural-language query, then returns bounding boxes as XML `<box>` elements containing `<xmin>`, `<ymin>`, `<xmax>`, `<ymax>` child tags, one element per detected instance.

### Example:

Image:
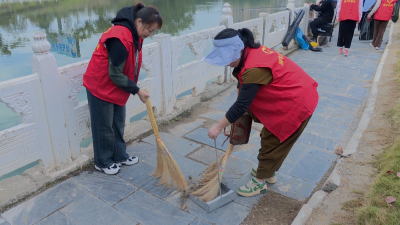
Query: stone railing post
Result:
<box><xmin>153</xmin><ymin>34</ymin><xmax>175</xmax><ymax>115</ymax></box>
<box><xmin>303</xmin><ymin>3</ymin><xmax>310</xmax><ymax>34</ymax></box>
<box><xmin>31</xmin><ymin>32</ymin><xmax>72</xmax><ymax>167</ymax></box>
<box><xmin>287</xmin><ymin>0</ymin><xmax>296</xmax><ymax>24</ymax></box>
<box><xmin>259</xmin><ymin>13</ymin><xmax>269</xmax><ymax>46</ymax></box>
<box><xmin>220</xmin><ymin>3</ymin><xmax>234</xmax><ymax>83</ymax></box>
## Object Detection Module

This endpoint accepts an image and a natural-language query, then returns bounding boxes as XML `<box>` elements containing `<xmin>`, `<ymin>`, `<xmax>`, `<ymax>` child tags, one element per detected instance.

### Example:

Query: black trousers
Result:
<box><xmin>310</xmin><ymin>17</ymin><xmax>330</xmax><ymax>39</ymax></box>
<box><xmin>337</xmin><ymin>20</ymin><xmax>357</xmax><ymax>48</ymax></box>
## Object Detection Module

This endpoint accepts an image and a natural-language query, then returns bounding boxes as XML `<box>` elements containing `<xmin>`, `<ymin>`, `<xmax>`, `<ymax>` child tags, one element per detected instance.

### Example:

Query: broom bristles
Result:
<box><xmin>151</xmin><ymin>140</ymin><xmax>188</xmax><ymax>190</ymax></box>
<box><xmin>190</xmin><ymin>144</ymin><xmax>234</xmax><ymax>202</ymax></box>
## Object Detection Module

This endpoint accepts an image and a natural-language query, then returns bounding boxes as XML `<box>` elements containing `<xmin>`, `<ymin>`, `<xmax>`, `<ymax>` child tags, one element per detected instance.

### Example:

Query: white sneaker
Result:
<box><xmin>95</xmin><ymin>163</ymin><xmax>120</xmax><ymax>175</ymax></box>
<box><xmin>116</xmin><ymin>156</ymin><xmax>139</xmax><ymax>166</ymax></box>
<box><xmin>375</xmin><ymin>47</ymin><xmax>379</xmax><ymax>50</ymax></box>
<box><xmin>370</xmin><ymin>43</ymin><xmax>374</xmax><ymax>47</ymax></box>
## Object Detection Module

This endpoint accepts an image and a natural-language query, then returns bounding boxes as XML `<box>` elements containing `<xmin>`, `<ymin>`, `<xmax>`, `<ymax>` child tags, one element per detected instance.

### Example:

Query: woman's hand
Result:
<box><xmin>137</xmin><ymin>89</ymin><xmax>150</xmax><ymax>103</ymax></box>
<box><xmin>208</xmin><ymin>125</ymin><xmax>223</xmax><ymax>139</ymax></box>
<box><xmin>367</xmin><ymin>15</ymin><xmax>372</xmax><ymax>20</ymax></box>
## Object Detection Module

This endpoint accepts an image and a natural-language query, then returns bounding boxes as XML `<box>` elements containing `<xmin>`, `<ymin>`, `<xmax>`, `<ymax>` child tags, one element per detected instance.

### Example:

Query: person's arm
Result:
<box><xmin>368</xmin><ymin>0</ymin><xmax>381</xmax><ymax>17</ymax></box>
<box><xmin>208</xmin><ymin>84</ymin><xmax>261</xmax><ymax>139</ymax></box>
<box><xmin>105</xmin><ymin>38</ymin><xmax>149</xmax><ymax>102</ymax></box>
<box><xmin>337</xmin><ymin>0</ymin><xmax>342</xmax><ymax>20</ymax></box>
<box><xmin>311</xmin><ymin>2</ymin><xmax>328</xmax><ymax>12</ymax></box>
<box><xmin>359</xmin><ymin>0</ymin><xmax>364</xmax><ymax>21</ymax></box>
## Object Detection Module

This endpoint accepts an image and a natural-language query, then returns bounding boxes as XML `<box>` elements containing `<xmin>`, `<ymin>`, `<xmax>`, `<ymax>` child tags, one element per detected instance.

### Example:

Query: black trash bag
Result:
<box><xmin>282</xmin><ymin>9</ymin><xmax>305</xmax><ymax>48</ymax></box>
<box><xmin>392</xmin><ymin>1</ymin><xmax>400</xmax><ymax>23</ymax></box>
<box><xmin>359</xmin><ymin>10</ymin><xmax>374</xmax><ymax>40</ymax></box>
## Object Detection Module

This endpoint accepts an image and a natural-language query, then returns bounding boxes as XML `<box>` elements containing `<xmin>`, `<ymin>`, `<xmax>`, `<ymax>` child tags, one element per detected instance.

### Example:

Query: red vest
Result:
<box><xmin>339</xmin><ymin>0</ymin><xmax>360</xmax><ymax>21</ymax></box>
<box><xmin>375</xmin><ymin>0</ymin><xmax>398</xmax><ymax>21</ymax></box>
<box><xmin>83</xmin><ymin>25</ymin><xmax>143</xmax><ymax>106</ymax></box>
<box><xmin>238</xmin><ymin>47</ymin><xmax>319</xmax><ymax>142</ymax></box>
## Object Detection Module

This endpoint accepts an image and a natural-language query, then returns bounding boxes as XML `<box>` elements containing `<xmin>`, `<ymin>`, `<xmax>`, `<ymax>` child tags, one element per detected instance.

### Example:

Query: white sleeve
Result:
<box><xmin>369</xmin><ymin>0</ymin><xmax>382</xmax><ymax>16</ymax></box>
<box><xmin>337</xmin><ymin>0</ymin><xmax>342</xmax><ymax>19</ymax></box>
<box><xmin>359</xmin><ymin>0</ymin><xmax>364</xmax><ymax>21</ymax></box>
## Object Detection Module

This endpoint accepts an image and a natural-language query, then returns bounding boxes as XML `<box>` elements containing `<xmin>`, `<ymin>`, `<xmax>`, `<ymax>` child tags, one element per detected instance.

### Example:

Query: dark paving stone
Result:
<box><xmin>198</xmin><ymin>108</ymin><xmax>227</xmax><ymax>121</ymax></box>
<box><xmin>305</xmin><ymin>123</ymin><xmax>344</xmax><ymax>141</ymax></box>
<box><xmin>117</xmin><ymin>162</ymin><xmax>159</xmax><ymax>191</ymax></box>
<box><xmin>35</xmin><ymin>212</ymin><xmax>74</xmax><ymax>225</ymax></box>
<box><xmin>143</xmin><ymin>132</ymin><xmax>201</xmax><ymax>156</ymax></box>
<box><xmin>115</xmin><ymin>189</ymin><xmax>194</xmax><ymax>225</ymax></box>
<box><xmin>190</xmin><ymin>218</ymin><xmax>211</xmax><ymax>225</ymax></box>
<box><xmin>168</xmin><ymin>195</ymin><xmax>250</xmax><ymax>225</ymax></box>
<box><xmin>60</xmin><ymin>193</ymin><xmax>116</xmax><ymax>225</ymax></box>
<box><xmin>71</xmin><ymin>171</ymin><xmax>137</xmax><ymax>205</ymax></box>
<box><xmin>269</xmin><ymin>173</ymin><xmax>317</xmax><ymax>201</ymax></box>
<box><xmin>143</xmin><ymin>152</ymin><xmax>207</xmax><ymax>190</ymax></box>
<box><xmin>231</xmin><ymin>144</ymin><xmax>259</xmax><ymax>161</ymax></box>
<box><xmin>189</xmin><ymin>146</ymin><xmax>254</xmax><ymax>179</ymax></box>
<box><xmin>1</xmin><ymin>180</ymin><xmax>87</xmax><ymax>225</ymax></box>
<box><xmin>168</xmin><ymin>119</ymin><xmax>205</xmax><ymax>137</ymax></box>
<box><xmin>126</xmin><ymin>142</ymin><xmax>157</xmax><ymax>160</ymax></box>
<box><xmin>297</xmin><ymin>131</ymin><xmax>339</xmax><ymax>152</ymax></box>
<box><xmin>278</xmin><ymin>143</ymin><xmax>309</xmax><ymax>174</ymax></box>
<box><xmin>96</xmin><ymin>211</ymin><xmax>139</xmax><ymax>225</ymax></box>
<box><xmin>322</xmin><ymin>109</ymin><xmax>356</xmax><ymax>131</ymax></box>
<box><xmin>247</xmin><ymin>129</ymin><xmax>262</xmax><ymax>147</ymax></box>
<box><xmin>209</xmin><ymin>89</ymin><xmax>237</xmax><ymax>112</ymax></box>
<box><xmin>287</xmin><ymin>148</ymin><xmax>337</xmax><ymax>183</ymax></box>
<box><xmin>185</xmin><ymin>128</ymin><xmax>229</xmax><ymax>150</ymax></box>
<box><xmin>224</xmin><ymin>178</ymin><xmax>264</xmax><ymax>208</ymax></box>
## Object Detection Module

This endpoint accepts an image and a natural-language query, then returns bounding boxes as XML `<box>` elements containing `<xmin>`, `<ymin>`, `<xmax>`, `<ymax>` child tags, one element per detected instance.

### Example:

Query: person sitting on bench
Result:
<box><xmin>309</xmin><ymin>0</ymin><xmax>335</xmax><ymax>42</ymax></box>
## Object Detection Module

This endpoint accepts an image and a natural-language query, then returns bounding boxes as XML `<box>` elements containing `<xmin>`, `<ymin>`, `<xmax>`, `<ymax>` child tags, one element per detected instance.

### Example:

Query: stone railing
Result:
<box><xmin>0</xmin><ymin>1</ymin><xmax>310</xmax><ymax>177</ymax></box>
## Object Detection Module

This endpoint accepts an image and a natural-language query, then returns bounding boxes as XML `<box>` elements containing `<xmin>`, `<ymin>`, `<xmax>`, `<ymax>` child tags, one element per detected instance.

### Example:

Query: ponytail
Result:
<box><xmin>133</xmin><ymin>1</ymin><xmax>163</xmax><ymax>29</ymax></box>
<box><xmin>214</xmin><ymin>28</ymin><xmax>260</xmax><ymax>49</ymax></box>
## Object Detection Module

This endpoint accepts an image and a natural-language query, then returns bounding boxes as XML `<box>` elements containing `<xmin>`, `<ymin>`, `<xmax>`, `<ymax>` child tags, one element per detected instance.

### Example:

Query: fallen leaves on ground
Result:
<box><xmin>385</xmin><ymin>196</ymin><xmax>396</xmax><ymax>204</ymax></box>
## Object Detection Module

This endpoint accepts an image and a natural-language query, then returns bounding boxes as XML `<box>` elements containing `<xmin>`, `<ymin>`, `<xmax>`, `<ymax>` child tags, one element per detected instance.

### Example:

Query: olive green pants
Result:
<box><xmin>256</xmin><ymin>116</ymin><xmax>311</xmax><ymax>179</ymax></box>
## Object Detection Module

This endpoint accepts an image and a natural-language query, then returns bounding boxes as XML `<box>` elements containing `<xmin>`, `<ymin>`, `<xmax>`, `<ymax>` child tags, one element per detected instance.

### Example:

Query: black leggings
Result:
<box><xmin>337</xmin><ymin>20</ymin><xmax>357</xmax><ymax>48</ymax></box>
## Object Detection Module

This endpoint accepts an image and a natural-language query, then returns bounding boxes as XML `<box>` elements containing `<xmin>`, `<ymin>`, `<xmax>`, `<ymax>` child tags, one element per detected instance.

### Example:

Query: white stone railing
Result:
<box><xmin>0</xmin><ymin>1</ymin><xmax>310</xmax><ymax>177</ymax></box>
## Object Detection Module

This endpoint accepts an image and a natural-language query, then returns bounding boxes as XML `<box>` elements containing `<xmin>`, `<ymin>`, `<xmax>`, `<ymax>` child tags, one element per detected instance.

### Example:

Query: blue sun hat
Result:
<box><xmin>204</xmin><ymin>35</ymin><xmax>244</xmax><ymax>66</ymax></box>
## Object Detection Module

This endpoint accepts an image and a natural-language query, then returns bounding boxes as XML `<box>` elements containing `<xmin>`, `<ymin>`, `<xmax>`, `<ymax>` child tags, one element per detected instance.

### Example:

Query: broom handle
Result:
<box><xmin>144</xmin><ymin>92</ymin><xmax>160</xmax><ymax>139</ymax></box>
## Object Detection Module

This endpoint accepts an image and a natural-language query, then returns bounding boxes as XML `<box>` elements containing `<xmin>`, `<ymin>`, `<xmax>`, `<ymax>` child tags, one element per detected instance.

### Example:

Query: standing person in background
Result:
<box><xmin>83</xmin><ymin>2</ymin><xmax>162</xmax><ymax>175</ymax></box>
<box><xmin>309</xmin><ymin>0</ymin><xmax>335</xmax><ymax>42</ymax></box>
<box><xmin>368</xmin><ymin>0</ymin><xmax>398</xmax><ymax>50</ymax></box>
<box><xmin>336</xmin><ymin>0</ymin><xmax>363</xmax><ymax>56</ymax></box>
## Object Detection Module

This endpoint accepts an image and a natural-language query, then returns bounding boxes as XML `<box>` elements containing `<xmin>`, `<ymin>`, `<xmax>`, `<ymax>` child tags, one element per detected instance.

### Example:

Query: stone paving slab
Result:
<box><xmin>126</xmin><ymin>142</ymin><xmax>157</xmax><ymax>160</ymax></box>
<box><xmin>297</xmin><ymin>130</ymin><xmax>339</xmax><ymax>152</ymax></box>
<box><xmin>35</xmin><ymin>212</ymin><xmax>74</xmax><ymax>225</ymax></box>
<box><xmin>168</xmin><ymin>193</ymin><xmax>250</xmax><ymax>225</ymax></box>
<box><xmin>277</xmin><ymin>143</ymin><xmax>309</xmax><ymax>174</ymax></box>
<box><xmin>185</xmin><ymin>128</ymin><xmax>232</xmax><ymax>150</ymax></box>
<box><xmin>96</xmin><ymin>211</ymin><xmax>139</xmax><ymax>225</ymax></box>
<box><xmin>71</xmin><ymin>171</ymin><xmax>137</xmax><ymax>206</ymax></box>
<box><xmin>143</xmin><ymin>132</ymin><xmax>201</xmax><ymax>156</ymax></box>
<box><xmin>115</xmin><ymin>189</ymin><xmax>195</xmax><ymax>225</ymax></box>
<box><xmin>168</xmin><ymin>119</ymin><xmax>206</xmax><ymax>137</ymax></box>
<box><xmin>287</xmin><ymin>148</ymin><xmax>337</xmax><ymax>183</ymax></box>
<box><xmin>198</xmin><ymin>108</ymin><xmax>227</xmax><ymax>121</ymax></box>
<box><xmin>230</xmin><ymin>143</ymin><xmax>259</xmax><ymax>162</ymax></box>
<box><xmin>209</xmin><ymin>89</ymin><xmax>237</xmax><ymax>112</ymax></box>
<box><xmin>59</xmin><ymin>193</ymin><xmax>116</xmax><ymax>225</ymax></box>
<box><xmin>117</xmin><ymin>162</ymin><xmax>159</xmax><ymax>191</ymax></box>
<box><xmin>190</xmin><ymin>218</ymin><xmax>212</xmax><ymax>225</ymax></box>
<box><xmin>1</xmin><ymin>180</ymin><xmax>87</xmax><ymax>225</ymax></box>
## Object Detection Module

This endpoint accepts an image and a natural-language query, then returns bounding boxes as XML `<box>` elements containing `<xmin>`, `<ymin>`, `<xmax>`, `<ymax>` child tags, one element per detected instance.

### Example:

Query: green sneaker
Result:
<box><xmin>237</xmin><ymin>178</ymin><xmax>268</xmax><ymax>197</ymax></box>
<box><xmin>251</xmin><ymin>167</ymin><xmax>277</xmax><ymax>184</ymax></box>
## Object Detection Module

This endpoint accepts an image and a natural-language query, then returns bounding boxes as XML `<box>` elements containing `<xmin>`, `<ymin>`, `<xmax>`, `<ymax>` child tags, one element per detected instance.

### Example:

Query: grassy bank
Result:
<box><xmin>356</xmin><ymin>50</ymin><xmax>400</xmax><ymax>225</ymax></box>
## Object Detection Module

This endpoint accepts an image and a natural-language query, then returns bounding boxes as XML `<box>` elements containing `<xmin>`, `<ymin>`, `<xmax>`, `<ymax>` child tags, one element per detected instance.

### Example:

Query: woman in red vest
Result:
<box><xmin>205</xmin><ymin>28</ymin><xmax>319</xmax><ymax>197</ymax></box>
<box><xmin>367</xmin><ymin>0</ymin><xmax>398</xmax><ymax>50</ymax></box>
<box><xmin>83</xmin><ymin>2</ymin><xmax>162</xmax><ymax>175</ymax></box>
<box><xmin>336</xmin><ymin>0</ymin><xmax>363</xmax><ymax>56</ymax></box>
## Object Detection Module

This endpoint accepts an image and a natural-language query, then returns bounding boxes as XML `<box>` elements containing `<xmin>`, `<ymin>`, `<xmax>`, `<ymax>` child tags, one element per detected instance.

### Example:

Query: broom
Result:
<box><xmin>145</xmin><ymin>94</ymin><xmax>187</xmax><ymax>190</ymax></box>
<box><xmin>191</xmin><ymin>143</ymin><xmax>234</xmax><ymax>202</ymax></box>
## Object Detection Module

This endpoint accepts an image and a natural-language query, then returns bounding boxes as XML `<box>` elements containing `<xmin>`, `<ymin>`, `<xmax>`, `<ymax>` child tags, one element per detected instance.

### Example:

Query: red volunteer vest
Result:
<box><xmin>339</xmin><ymin>0</ymin><xmax>360</xmax><ymax>21</ymax></box>
<box><xmin>83</xmin><ymin>25</ymin><xmax>143</xmax><ymax>106</ymax></box>
<box><xmin>238</xmin><ymin>47</ymin><xmax>319</xmax><ymax>142</ymax></box>
<box><xmin>374</xmin><ymin>0</ymin><xmax>398</xmax><ymax>21</ymax></box>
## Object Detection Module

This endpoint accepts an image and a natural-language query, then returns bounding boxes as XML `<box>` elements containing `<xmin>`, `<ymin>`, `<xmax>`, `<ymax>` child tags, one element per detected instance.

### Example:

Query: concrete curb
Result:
<box><xmin>290</xmin><ymin>22</ymin><xmax>395</xmax><ymax>225</ymax></box>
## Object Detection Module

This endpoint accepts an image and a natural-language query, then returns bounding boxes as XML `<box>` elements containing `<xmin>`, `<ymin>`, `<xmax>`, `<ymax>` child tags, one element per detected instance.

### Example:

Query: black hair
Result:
<box><xmin>133</xmin><ymin>2</ymin><xmax>163</xmax><ymax>29</ymax></box>
<box><xmin>214</xmin><ymin>28</ymin><xmax>260</xmax><ymax>49</ymax></box>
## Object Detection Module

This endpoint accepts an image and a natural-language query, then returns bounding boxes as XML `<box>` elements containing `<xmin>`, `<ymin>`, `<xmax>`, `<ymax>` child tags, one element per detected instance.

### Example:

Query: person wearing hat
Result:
<box><xmin>205</xmin><ymin>28</ymin><xmax>319</xmax><ymax>197</ymax></box>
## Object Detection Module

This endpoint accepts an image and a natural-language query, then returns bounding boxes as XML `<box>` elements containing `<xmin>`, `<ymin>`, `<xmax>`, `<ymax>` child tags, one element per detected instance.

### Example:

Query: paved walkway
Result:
<box><xmin>0</xmin><ymin>28</ymin><xmax>388</xmax><ymax>225</ymax></box>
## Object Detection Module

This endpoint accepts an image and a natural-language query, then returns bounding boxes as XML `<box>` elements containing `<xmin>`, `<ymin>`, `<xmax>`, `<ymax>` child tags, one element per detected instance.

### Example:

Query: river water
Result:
<box><xmin>0</xmin><ymin>0</ymin><xmax>307</xmax><ymax>131</ymax></box>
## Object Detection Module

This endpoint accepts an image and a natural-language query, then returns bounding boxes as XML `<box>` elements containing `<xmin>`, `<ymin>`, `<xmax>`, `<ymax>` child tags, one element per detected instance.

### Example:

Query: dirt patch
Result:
<box><xmin>241</xmin><ymin>191</ymin><xmax>303</xmax><ymax>225</ymax></box>
<box><xmin>306</xmin><ymin>22</ymin><xmax>400</xmax><ymax>225</ymax></box>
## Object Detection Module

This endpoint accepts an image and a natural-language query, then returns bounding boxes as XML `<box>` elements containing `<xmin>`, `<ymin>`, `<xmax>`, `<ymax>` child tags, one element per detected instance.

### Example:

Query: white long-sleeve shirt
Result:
<box><xmin>368</xmin><ymin>0</ymin><xmax>382</xmax><ymax>16</ymax></box>
<box><xmin>336</xmin><ymin>0</ymin><xmax>364</xmax><ymax>21</ymax></box>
